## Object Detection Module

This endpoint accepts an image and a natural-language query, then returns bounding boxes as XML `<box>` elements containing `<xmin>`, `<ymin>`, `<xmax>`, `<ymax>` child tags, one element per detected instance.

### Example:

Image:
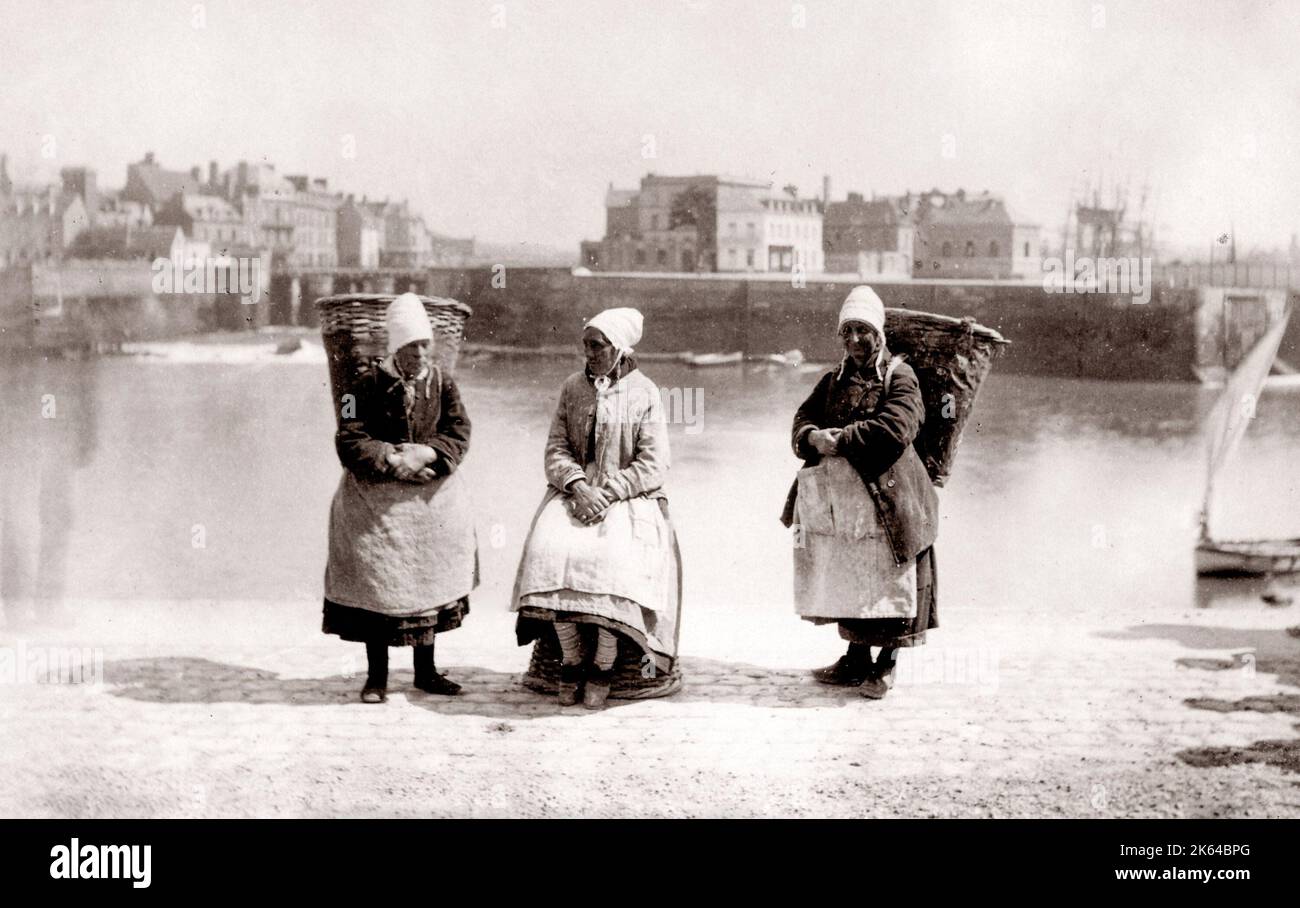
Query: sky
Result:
<box><xmin>1</xmin><ymin>0</ymin><xmax>1297</xmax><ymax>255</ymax></box>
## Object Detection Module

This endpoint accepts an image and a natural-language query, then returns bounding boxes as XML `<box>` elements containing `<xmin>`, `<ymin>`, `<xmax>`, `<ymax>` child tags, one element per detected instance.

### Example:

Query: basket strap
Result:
<box><xmin>883</xmin><ymin>354</ymin><xmax>904</xmax><ymax>394</ymax></box>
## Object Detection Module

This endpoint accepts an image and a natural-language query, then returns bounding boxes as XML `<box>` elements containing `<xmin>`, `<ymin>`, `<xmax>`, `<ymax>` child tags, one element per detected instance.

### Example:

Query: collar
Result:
<box><xmin>585</xmin><ymin>352</ymin><xmax>638</xmax><ymax>387</ymax></box>
<box><xmin>835</xmin><ymin>351</ymin><xmax>886</xmax><ymax>385</ymax></box>
<box><xmin>378</xmin><ymin>354</ymin><xmax>432</xmax><ymax>390</ymax></box>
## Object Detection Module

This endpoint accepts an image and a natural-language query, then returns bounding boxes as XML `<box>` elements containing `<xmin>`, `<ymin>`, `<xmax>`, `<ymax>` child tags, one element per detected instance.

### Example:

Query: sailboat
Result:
<box><xmin>1196</xmin><ymin>302</ymin><xmax>1300</xmax><ymax>575</ymax></box>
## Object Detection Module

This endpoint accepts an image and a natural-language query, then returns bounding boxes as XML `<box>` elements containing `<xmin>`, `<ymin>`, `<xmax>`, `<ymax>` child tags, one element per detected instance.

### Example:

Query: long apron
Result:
<box><xmin>793</xmin><ymin>455</ymin><xmax>917</xmax><ymax>620</ymax></box>
<box><xmin>512</xmin><ymin>463</ymin><xmax>680</xmax><ymax>660</ymax></box>
<box><xmin>324</xmin><ymin>467</ymin><xmax>479</xmax><ymax>618</ymax></box>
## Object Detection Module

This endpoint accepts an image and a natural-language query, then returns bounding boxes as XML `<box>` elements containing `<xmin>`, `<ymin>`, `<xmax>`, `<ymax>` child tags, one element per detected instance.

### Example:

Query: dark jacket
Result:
<box><xmin>335</xmin><ymin>357</ymin><xmax>471</xmax><ymax>482</ymax></box>
<box><xmin>781</xmin><ymin>352</ymin><xmax>938</xmax><ymax>564</ymax></box>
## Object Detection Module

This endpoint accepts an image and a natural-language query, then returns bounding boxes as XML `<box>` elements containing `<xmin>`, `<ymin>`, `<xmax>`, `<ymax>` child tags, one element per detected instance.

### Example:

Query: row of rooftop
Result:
<box><xmin>581</xmin><ymin>173</ymin><xmax>1043</xmax><ymax>279</ymax></box>
<box><xmin>0</xmin><ymin>152</ymin><xmax>474</xmax><ymax>272</ymax></box>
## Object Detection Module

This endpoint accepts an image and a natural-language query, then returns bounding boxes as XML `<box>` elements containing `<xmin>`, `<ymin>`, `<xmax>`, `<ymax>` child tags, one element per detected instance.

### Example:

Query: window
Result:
<box><xmin>964</xmin><ymin>241</ymin><xmax>975</xmax><ymax>258</ymax></box>
<box><xmin>988</xmin><ymin>241</ymin><xmax>999</xmax><ymax>257</ymax></box>
<box><xmin>1024</xmin><ymin>242</ymin><xmax>1030</xmax><ymax>257</ymax></box>
<box><xmin>747</xmin><ymin>222</ymin><xmax>755</xmax><ymax>235</ymax></box>
<box><xmin>941</xmin><ymin>241</ymin><xmax>952</xmax><ymax>257</ymax></box>
<box><xmin>656</xmin><ymin>248</ymin><xmax>667</xmax><ymax>265</ymax></box>
<box><xmin>728</xmin><ymin>221</ymin><xmax>737</xmax><ymax>235</ymax></box>
<box><xmin>746</xmin><ymin>249</ymin><xmax>755</xmax><ymax>267</ymax></box>
<box><xmin>635</xmin><ymin>248</ymin><xmax>646</xmax><ymax>265</ymax></box>
<box><xmin>651</xmin><ymin>214</ymin><xmax>659</xmax><ymax>230</ymax></box>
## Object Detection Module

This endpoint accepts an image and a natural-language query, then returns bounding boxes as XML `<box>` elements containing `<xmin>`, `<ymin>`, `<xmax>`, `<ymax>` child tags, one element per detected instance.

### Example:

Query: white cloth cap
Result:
<box><xmin>838</xmin><ymin>285</ymin><xmax>886</xmax><ymax>336</ymax></box>
<box><xmin>838</xmin><ymin>285</ymin><xmax>887</xmax><ymax>372</ymax></box>
<box><xmin>585</xmin><ymin>307</ymin><xmax>644</xmax><ymax>353</ymax></box>
<box><xmin>385</xmin><ymin>292</ymin><xmax>434</xmax><ymax>354</ymax></box>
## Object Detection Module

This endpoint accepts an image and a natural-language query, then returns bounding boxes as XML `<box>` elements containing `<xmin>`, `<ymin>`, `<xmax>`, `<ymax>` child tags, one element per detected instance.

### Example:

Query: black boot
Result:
<box><xmin>583</xmin><ymin>665</ymin><xmax>614</xmax><ymax>710</ymax></box>
<box><xmin>811</xmin><ymin>642</ymin><xmax>874</xmax><ymax>686</ymax></box>
<box><xmin>362</xmin><ymin>641</ymin><xmax>388</xmax><ymax>703</ymax></box>
<box><xmin>859</xmin><ymin>647</ymin><xmax>897</xmax><ymax>700</ymax></box>
<box><xmin>557</xmin><ymin>663</ymin><xmax>584</xmax><ymax>706</ymax></box>
<box><xmin>413</xmin><ymin>641</ymin><xmax>461</xmax><ymax>696</ymax></box>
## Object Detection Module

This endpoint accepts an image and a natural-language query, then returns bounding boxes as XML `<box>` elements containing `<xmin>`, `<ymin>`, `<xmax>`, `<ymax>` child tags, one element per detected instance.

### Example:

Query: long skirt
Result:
<box><xmin>794</xmin><ymin>456</ymin><xmax>938</xmax><ymax>647</ymax></box>
<box><xmin>321</xmin><ymin>596</ymin><xmax>469</xmax><ymax>647</ymax></box>
<box><xmin>512</xmin><ymin>490</ymin><xmax>683</xmax><ymax>698</ymax></box>
<box><xmin>322</xmin><ymin>467</ymin><xmax>478</xmax><ymax>645</ymax></box>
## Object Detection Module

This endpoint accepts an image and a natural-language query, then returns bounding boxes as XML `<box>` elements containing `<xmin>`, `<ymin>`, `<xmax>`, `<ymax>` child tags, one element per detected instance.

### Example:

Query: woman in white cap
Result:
<box><xmin>322</xmin><ymin>293</ymin><xmax>479</xmax><ymax>703</ymax></box>
<box><xmin>511</xmin><ymin>307</ymin><xmax>682</xmax><ymax>709</ymax></box>
<box><xmin>781</xmin><ymin>286</ymin><xmax>939</xmax><ymax>698</ymax></box>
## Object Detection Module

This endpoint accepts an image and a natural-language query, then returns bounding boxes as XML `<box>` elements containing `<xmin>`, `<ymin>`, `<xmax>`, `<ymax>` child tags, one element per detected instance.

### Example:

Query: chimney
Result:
<box><xmin>209</xmin><ymin>161</ymin><xmax>219</xmax><ymax>188</ymax></box>
<box><xmin>822</xmin><ymin>174</ymin><xmax>831</xmax><ymax>204</ymax></box>
<box><xmin>190</xmin><ymin>166</ymin><xmax>201</xmax><ymax>182</ymax></box>
<box><xmin>144</xmin><ymin>151</ymin><xmax>155</xmax><ymax>165</ymax></box>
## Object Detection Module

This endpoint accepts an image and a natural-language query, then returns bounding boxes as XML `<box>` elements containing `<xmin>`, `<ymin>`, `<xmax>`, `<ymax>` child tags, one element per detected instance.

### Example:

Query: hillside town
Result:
<box><xmin>0</xmin><ymin>151</ymin><xmax>475</xmax><ymax>272</ymax></box>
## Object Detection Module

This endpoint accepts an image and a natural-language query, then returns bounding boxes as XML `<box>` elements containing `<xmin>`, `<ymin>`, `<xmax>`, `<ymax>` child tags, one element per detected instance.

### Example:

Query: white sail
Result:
<box><xmin>1202</xmin><ymin>304</ymin><xmax>1293</xmax><ymax>539</ymax></box>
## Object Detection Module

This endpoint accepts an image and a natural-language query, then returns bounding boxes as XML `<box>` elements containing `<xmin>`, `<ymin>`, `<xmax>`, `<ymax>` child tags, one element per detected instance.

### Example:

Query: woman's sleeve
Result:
<box><xmin>603</xmin><ymin>387</ymin><xmax>669</xmax><ymax>500</ymax></box>
<box><xmin>791</xmin><ymin>372</ymin><xmax>831</xmax><ymax>459</ymax></box>
<box><xmin>334</xmin><ymin>379</ymin><xmax>396</xmax><ymax>481</ymax></box>
<box><xmin>544</xmin><ymin>382</ymin><xmax>587</xmax><ymax>492</ymax></box>
<box><xmin>834</xmin><ymin>363</ymin><xmax>926</xmax><ymax>479</ymax></box>
<box><xmin>427</xmin><ymin>372</ymin><xmax>471</xmax><ymax>476</ymax></box>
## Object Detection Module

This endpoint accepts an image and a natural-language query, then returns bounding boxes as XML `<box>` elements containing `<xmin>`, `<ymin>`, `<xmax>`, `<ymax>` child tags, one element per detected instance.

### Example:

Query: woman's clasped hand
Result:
<box><xmin>567</xmin><ymin>478</ymin><xmax>613</xmax><ymax>525</ymax></box>
<box><xmin>387</xmin><ymin>442</ymin><xmax>439</xmax><ymax>482</ymax></box>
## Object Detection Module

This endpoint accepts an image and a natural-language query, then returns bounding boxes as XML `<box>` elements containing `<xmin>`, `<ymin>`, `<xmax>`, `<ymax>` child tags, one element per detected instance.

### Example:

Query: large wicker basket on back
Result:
<box><xmin>316</xmin><ymin>293</ymin><xmax>473</xmax><ymax>415</ymax></box>
<box><xmin>883</xmin><ymin>309</ymin><xmax>1009</xmax><ymax>487</ymax></box>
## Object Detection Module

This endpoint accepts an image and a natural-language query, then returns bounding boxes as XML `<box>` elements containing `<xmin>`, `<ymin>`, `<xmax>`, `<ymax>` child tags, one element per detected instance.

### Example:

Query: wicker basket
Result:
<box><xmin>316</xmin><ymin>293</ymin><xmax>473</xmax><ymax>414</ymax></box>
<box><xmin>883</xmin><ymin>309</ymin><xmax>1009</xmax><ymax>487</ymax></box>
<box><xmin>521</xmin><ymin>626</ymin><xmax>683</xmax><ymax>700</ymax></box>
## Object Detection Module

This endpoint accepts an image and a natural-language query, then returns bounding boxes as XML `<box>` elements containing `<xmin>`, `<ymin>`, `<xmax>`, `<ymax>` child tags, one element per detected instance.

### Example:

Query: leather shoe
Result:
<box><xmin>413</xmin><ymin>672</ymin><xmax>462</xmax><ymax>696</ymax></box>
<box><xmin>360</xmin><ymin>686</ymin><xmax>387</xmax><ymax>704</ymax></box>
<box><xmin>859</xmin><ymin>665</ymin><xmax>895</xmax><ymax>699</ymax></box>
<box><xmin>583</xmin><ymin>667</ymin><xmax>614</xmax><ymax>710</ymax></box>
<box><xmin>811</xmin><ymin>654</ymin><xmax>873</xmax><ymax>686</ymax></box>
<box><xmin>558</xmin><ymin>663</ymin><xmax>583</xmax><ymax>706</ymax></box>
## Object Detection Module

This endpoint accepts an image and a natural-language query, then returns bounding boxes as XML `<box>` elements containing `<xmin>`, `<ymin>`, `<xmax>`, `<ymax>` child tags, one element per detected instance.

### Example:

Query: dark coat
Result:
<box><xmin>334</xmin><ymin>357</ymin><xmax>471</xmax><ymax>482</ymax></box>
<box><xmin>781</xmin><ymin>352</ymin><xmax>939</xmax><ymax>565</ymax></box>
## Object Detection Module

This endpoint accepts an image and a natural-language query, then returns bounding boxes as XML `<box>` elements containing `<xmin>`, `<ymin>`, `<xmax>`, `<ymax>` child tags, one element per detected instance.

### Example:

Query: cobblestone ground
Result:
<box><xmin>2</xmin><ymin>598</ymin><xmax>1299</xmax><ymax>818</ymax></box>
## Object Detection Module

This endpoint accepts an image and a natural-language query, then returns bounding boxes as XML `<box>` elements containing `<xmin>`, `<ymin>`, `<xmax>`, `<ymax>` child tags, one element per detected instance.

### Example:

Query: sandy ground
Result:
<box><xmin>2</xmin><ymin>594</ymin><xmax>1299</xmax><ymax>819</ymax></box>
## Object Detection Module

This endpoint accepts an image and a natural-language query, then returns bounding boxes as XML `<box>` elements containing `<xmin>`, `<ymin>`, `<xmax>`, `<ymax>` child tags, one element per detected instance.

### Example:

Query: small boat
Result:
<box><xmin>1195</xmin><ymin>302</ymin><xmax>1299</xmax><ymax>575</ymax></box>
<box><xmin>1196</xmin><ymin>537</ymin><xmax>1300</xmax><ymax>576</ymax></box>
<box><xmin>678</xmin><ymin>350</ymin><xmax>744</xmax><ymax>367</ymax></box>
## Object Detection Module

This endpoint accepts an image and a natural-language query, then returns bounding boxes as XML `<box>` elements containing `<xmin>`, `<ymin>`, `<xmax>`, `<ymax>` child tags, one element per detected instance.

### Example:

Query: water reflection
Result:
<box><xmin>0</xmin><ymin>349</ymin><xmax>1296</xmax><ymax>624</ymax></box>
<box><xmin>0</xmin><ymin>350</ymin><xmax>100</xmax><ymax>627</ymax></box>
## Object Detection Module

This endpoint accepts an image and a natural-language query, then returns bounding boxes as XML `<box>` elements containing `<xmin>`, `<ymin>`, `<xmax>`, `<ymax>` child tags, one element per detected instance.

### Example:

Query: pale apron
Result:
<box><xmin>324</xmin><ymin>467</ymin><xmax>479</xmax><ymax>617</ymax></box>
<box><xmin>793</xmin><ymin>455</ymin><xmax>917</xmax><ymax>620</ymax></box>
<box><xmin>512</xmin><ymin>466</ymin><xmax>679</xmax><ymax>657</ymax></box>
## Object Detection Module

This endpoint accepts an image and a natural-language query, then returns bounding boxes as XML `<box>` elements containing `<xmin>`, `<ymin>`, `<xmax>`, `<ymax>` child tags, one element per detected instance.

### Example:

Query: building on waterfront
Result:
<box><xmin>337</xmin><ymin>197</ymin><xmax>382</xmax><ymax>268</ymax></box>
<box><xmin>363</xmin><ymin>198</ymin><xmax>428</xmax><ymax>268</ymax></box>
<box><xmin>59</xmin><ymin>167</ymin><xmax>101</xmax><ymax>226</ymax></box>
<box><xmin>215</xmin><ymin>161</ymin><xmax>339</xmax><ymax>269</ymax></box>
<box><xmin>154</xmin><ymin>192</ymin><xmax>252</xmax><ymax>252</ymax></box>
<box><xmin>581</xmin><ymin>173</ymin><xmax>824</xmax><ymax>274</ymax></box>
<box><xmin>122</xmin><ymin>152</ymin><xmax>201</xmax><ymax>213</ymax></box>
<box><xmin>0</xmin><ymin>155</ymin><xmax>90</xmax><ymax>267</ymax></box>
<box><xmin>95</xmin><ymin>195</ymin><xmax>154</xmax><ymax>229</ymax></box>
<box><xmin>284</xmin><ymin>175</ymin><xmax>341</xmax><ymax>268</ymax></box>
<box><xmin>68</xmin><ymin>224</ymin><xmax>203</xmax><ymax>262</ymax></box>
<box><xmin>824</xmin><ymin>187</ymin><xmax>1040</xmax><ymax>279</ymax></box>
<box><xmin>823</xmin><ymin>192</ymin><xmax>915</xmax><ymax>277</ymax></box>
<box><xmin>912</xmin><ymin>189</ymin><xmax>1040</xmax><ymax>279</ymax></box>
